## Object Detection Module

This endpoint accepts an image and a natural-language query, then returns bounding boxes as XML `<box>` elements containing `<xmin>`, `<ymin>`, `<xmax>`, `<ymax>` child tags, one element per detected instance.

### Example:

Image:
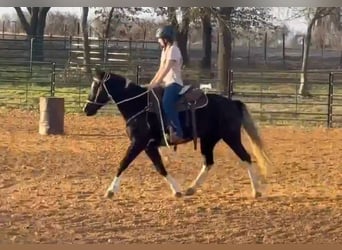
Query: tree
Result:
<box><xmin>211</xmin><ymin>7</ymin><xmax>276</xmax><ymax>94</ymax></box>
<box><xmin>14</xmin><ymin>7</ymin><xmax>50</xmax><ymax>61</ymax></box>
<box><xmin>200</xmin><ymin>8</ymin><xmax>212</xmax><ymax>69</ymax></box>
<box><xmin>44</xmin><ymin>11</ymin><xmax>80</xmax><ymax>36</ymax></box>
<box><xmin>81</xmin><ymin>7</ymin><xmax>92</xmax><ymax>74</ymax></box>
<box><xmin>155</xmin><ymin>7</ymin><xmax>191</xmax><ymax>66</ymax></box>
<box><xmin>295</xmin><ymin>8</ymin><xmax>336</xmax><ymax>96</ymax></box>
<box><xmin>92</xmin><ymin>7</ymin><xmax>145</xmax><ymax>39</ymax></box>
<box><xmin>186</xmin><ymin>7</ymin><xmax>213</xmax><ymax>69</ymax></box>
<box><xmin>215</xmin><ymin>7</ymin><xmax>234</xmax><ymax>94</ymax></box>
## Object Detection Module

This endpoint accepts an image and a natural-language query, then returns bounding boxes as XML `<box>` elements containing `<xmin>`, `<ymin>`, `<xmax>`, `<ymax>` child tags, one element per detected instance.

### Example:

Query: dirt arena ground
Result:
<box><xmin>0</xmin><ymin>109</ymin><xmax>341</xmax><ymax>244</ymax></box>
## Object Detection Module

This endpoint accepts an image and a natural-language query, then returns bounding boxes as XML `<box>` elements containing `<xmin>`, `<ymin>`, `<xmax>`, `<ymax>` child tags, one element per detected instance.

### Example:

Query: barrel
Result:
<box><xmin>39</xmin><ymin>97</ymin><xmax>64</xmax><ymax>135</ymax></box>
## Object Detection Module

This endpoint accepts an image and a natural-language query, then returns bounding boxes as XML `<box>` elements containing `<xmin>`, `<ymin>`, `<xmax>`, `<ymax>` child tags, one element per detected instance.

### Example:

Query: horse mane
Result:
<box><xmin>109</xmin><ymin>72</ymin><xmax>147</xmax><ymax>91</ymax></box>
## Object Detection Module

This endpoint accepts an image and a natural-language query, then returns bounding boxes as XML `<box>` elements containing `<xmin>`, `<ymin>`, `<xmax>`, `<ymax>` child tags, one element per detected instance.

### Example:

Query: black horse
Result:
<box><xmin>83</xmin><ymin>70</ymin><xmax>272</xmax><ymax>199</ymax></box>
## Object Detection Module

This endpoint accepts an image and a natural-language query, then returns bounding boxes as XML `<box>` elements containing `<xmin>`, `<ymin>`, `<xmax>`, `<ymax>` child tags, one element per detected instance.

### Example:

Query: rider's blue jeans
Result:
<box><xmin>162</xmin><ymin>82</ymin><xmax>183</xmax><ymax>138</ymax></box>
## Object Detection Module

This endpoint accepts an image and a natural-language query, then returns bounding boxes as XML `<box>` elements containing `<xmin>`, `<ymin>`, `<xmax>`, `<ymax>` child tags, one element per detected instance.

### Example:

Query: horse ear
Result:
<box><xmin>94</xmin><ymin>67</ymin><xmax>103</xmax><ymax>77</ymax></box>
<box><xmin>94</xmin><ymin>67</ymin><xmax>103</xmax><ymax>82</ymax></box>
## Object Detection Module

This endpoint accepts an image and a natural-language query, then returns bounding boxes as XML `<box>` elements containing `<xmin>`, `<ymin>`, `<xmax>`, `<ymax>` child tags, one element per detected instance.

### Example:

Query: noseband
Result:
<box><xmin>86</xmin><ymin>72</ymin><xmax>112</xmax><ymax>106</ymax></box>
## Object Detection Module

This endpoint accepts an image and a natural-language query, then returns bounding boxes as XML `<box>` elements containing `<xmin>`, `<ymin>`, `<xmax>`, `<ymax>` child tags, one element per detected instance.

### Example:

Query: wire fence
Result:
<box><xmin>1</xmin><ymin>33</ymin><xmax>342</xmax><ymax>71</ymax></box>
<box><xmin>1</xmin><ymin>59</ymin><xmax>342</xmax><ymax>127</ymax></box>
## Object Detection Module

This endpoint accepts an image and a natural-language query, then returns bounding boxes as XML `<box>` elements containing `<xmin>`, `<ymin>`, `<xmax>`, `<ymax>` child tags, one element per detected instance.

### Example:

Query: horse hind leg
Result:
<box><xmin>223</xmin><ymin>134</ymin><xmax>263</xmax><ymax>198</ymax></box>
<box><xmin>185</xmin><ymin>137</ymin><xmax>219</xmax><ymax>196</ymax></box>
<box><xmin>145</xmin><ymin>141</ymin><xmax>182</xmax><ymax>197</ymax></box>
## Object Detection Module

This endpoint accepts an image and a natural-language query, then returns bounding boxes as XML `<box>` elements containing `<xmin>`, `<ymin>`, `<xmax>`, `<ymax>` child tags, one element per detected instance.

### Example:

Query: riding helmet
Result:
<box><xmin>155</xmin><ymin>25</ymin><xmax>176</xmax><ymax>42</ymax></box>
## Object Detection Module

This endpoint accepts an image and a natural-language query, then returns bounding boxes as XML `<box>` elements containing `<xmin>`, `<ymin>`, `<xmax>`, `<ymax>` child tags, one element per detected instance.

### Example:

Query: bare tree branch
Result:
<box><xmin>14</xmin><ymin>7</ymin><xmax>31</xmax><ymax>35</ymax></box>
<box><xmin>104</xmin><ymin>7</ymin><xmax>114</xmax><ymax>38</ymax></box>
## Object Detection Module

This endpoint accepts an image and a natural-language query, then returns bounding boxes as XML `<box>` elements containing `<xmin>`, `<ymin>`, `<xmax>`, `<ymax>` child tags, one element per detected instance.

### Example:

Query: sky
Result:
<box><xmin>0</xmin><ymin>7</ymin><xmax>308</xmax><ymax>34</ymax></box>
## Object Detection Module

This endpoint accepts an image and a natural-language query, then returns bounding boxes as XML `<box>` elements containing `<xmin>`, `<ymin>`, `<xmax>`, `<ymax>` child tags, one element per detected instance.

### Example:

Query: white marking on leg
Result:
<box><xmin>242</xmin><ymin>162</ymin><xmax>260</xmax><ymax>195</ymax></box>
<box><xmin>190</xmin><ymin>164</ymin><xmax>210</xmax><ymax>190</ymax></box>
<box><xmin>107</xmin><ymin>176</ymin><xmax>121</xmax><ymax>194</ymax></box>
<box><xmin>164</xmin><ymin>174</ymin><xmax>181</xmax><ymax>194</ymax></box>
<box><xmin>158</xmin><ymin>148</ymin><xmax>170</xmax><ymax>165</ymax></box>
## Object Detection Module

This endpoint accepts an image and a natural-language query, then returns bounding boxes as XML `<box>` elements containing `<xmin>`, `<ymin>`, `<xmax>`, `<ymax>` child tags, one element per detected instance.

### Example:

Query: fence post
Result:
<box><xmin>63</xmin><ymin>24</ymin><xmax>67</xmax><ymax>49</ymax></box>
<box><xmin>69</xmin><ymin>36</ymin><xmax>72</xmax><ymax>59</ymax></box>
<box><xmin>301</xmin><ymin>36</ymin><xmax>305</xmax><ymax>60</ymax></box>
<box><xmin>102</xmin><ymin>39</ymin><xmax>106</xmax><ymax>63</ymax></box>
<box><xmin>282</xmin><ymin>33</ymin><xmax>285</xmax><ymax>64</ymax></box>
<box><xmin>327</xmin><ymin>72</ymin><xmax>334</xmax><ymax>128</ymax></box>
<box><xmin>2</xmin><ymin>20</ymin><xmax>4</xmax><ymax>39</ymax></box>
<box><xmin>129</xmin><ymin>37</ymin><xmax>132</xmax><ymax>58</ymax></box>
<box><xmin>30</xmin><ymin>38</ymin><xmax>34</xmax><ymax>73</ymax></box>
<box><xmin>264</xmin><ymin>31</ymin><xmax>267</xmax><ymax>63</ymax></box>
<box><xmin>13</xmin><ymin>21</ymin><xmax>17</xmax><ymax>39</ymax></box>
<box><xmin>247</xmin><ymin>35</ymin><xmax>251</xmax><ymax>65</ymax></box>
<box><xmin>77</xmin><ymin>22</ymin><xmax>80</xmax><ymax>49</ymax></box>
<box><xmin>50</xmin><ymin>62</ymin><xmax>56</xmax><ymax>97</ymax></box>
<box><xmin>228</xmin><ymin>69</ymin><xmax>234</xmax><ymax>99</ymax></box>
<box><xmin>136</xmin><ymin>65</ymin><xmax>141</xmax><ymax>85</ymax></box>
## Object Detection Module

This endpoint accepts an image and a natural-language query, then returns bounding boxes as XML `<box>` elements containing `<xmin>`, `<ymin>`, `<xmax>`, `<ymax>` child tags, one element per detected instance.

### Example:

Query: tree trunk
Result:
<box><xmin>177</xmin><ymin>7</ymin><xmax>190</xmax><ymax>66</ymax></box>
<box><xmin>14</xmin><ymin>7</ymin><xmax>49</xmax><ymax>61</ymax></box>
<box><xmin>167</xmin><ymin>7</ymin><xmax>178</xmax><ymax>26</ymax></box>
<box><xmin>34</xmin><ymin>8</ymin><xmax>49</xmax><ymax>61</ymax></box>
<box><xmin>201</xmin><ymin>8</ymin><xmax>212</xmax><ymax>69</ymax></box>
<box><xmin>298</xmin><ymin>20</ymin><xmax>315</xmax><ymax>97</ymax></box>
<box><xmin>167</xmin><ymin>7</ymin><xmax>190</xmax><ymax>66</ymax></box>
<box><xmin>104</xmin><ymin>7</ymin><xmax>114</xmax><ymax>39</ymax></box>
<box><xmin>81</xmin><ymin>7</ymin><xmax>92</xmax><ymax>74</ymax></box>
<box><xmin>217</xmin><ymin>7</ymin><xmax>233</xmax><ymax>94</ymax></box>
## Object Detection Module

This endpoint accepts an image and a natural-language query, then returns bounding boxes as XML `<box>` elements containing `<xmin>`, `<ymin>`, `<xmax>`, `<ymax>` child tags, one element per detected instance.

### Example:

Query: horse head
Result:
<box><xmin>83</xmin><ymin>68</ymin><xmax>130</xmax><ymax>116</ymax></box>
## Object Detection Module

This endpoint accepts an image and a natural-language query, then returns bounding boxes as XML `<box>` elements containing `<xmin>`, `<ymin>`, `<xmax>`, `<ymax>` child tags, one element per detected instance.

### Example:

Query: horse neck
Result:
<box><xmin>109</xmin><ymin>82</ymin><xmax>148</xmax><ymax>120</ymax></box>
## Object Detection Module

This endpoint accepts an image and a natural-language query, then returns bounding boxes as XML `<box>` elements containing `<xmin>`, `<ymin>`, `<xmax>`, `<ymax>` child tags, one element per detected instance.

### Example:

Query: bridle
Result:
<box><xmin>86</xmin><ymin>72</ymin><xmax>149</xmax><ymax>107</ymax></box>
<box><xmin>85</xmin><ymin>72</ymin><xmax>150</xmax><ymax>124</ymax></box>
<box><xmin>85</xmin><ymin>71</ymin><xmax>171</xmax><ymax>148</ymax></box>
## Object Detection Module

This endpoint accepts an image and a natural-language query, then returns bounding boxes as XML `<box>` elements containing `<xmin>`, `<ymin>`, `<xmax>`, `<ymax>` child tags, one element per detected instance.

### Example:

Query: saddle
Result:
<box><xmin>147</xmin><ymin>85</ymin><xmax>208</xmax><ymax>150</ymax></box>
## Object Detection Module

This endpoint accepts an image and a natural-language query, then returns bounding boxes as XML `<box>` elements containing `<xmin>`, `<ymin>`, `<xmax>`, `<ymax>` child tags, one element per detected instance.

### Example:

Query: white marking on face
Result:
<box><xmin>93</xmin><ymin>77</ymin><xmax>101</xmax><ymax>82</ymax></box>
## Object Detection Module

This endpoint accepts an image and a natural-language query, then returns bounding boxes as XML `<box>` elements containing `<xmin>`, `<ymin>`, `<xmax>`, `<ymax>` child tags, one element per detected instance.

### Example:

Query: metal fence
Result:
<box><xmin>2</xmin><ymin>34</ymin><xmax>342</xmax><ymax>71</ymax></box>
<box><xmin>1</xmin><ymin>60</ymin><xmax>342</xmax><ymax>127</ymax></box>
<box><xmin>227</xmin><ymin>70</ymin><xmax>341</xmax><ymax>127</ymax></box>
<box><xmin>0</xmin><ymin>60</ymin><xmax>55</xmax><ymax>109</ymax></box>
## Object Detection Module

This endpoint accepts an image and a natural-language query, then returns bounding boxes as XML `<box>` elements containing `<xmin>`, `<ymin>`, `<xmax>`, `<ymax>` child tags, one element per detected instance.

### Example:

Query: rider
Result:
<box><xmin>149</xmin><ymin>25</ymin><xmax>185</xmax><ymax>144</ymax></box>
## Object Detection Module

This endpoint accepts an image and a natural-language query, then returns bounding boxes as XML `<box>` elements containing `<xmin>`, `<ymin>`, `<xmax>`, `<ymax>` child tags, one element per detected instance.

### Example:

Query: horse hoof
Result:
<box><xmin>105</xmin><ymin>190</ymin><xmax>114</xmax><ymax>199</ymax></box>
<box><xmin>185</xmin><ymin>187</ymin><xmax>196</xmax><ymax>196</ymax></box>
<box><xmin>174</xmin><ymin>192</ymin><xmax>182</xmax><ymax>198</ymax></box>
<box><xmin>253</xmin><ymin>191</ymin><xmax>262</xmax><ymax>198</ymax></box>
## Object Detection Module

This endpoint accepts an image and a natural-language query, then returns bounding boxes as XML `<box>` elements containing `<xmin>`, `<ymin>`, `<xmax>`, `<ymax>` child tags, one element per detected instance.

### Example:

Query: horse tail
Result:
<box><xmin>234</xmin><ymin>100</ymin><xmax>272</xmax><ymax>179</ymax></box>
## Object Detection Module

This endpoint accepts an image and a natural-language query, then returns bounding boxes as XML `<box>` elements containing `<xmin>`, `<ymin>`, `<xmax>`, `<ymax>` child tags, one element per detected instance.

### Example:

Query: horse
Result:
<box><xmin>83</xmin><ymin>69</ymin><xmax>272</xmax><ymax>199</ymax></box>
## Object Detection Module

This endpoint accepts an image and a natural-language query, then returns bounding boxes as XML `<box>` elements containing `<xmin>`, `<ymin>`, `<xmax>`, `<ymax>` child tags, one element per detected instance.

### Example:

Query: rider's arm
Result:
<box><xmin>150</xmin><ymin>59</ymin><xmax>176</xmax><ymax>87</ymax></box>
<box><xmin>150</xmin><ymin>49</ymin><xmax>166</xmax><ymax>85</ymax></box>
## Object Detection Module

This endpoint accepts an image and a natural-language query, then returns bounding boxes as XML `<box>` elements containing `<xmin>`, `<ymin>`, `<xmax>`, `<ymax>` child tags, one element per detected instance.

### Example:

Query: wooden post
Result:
<box><xmin>264</xmin><ymin>31</ymin><xmax>267</xmax><ymax>63</ymax></box>
<box><xmin>301</xmin><ymin>35</ymin><xmax>305</xmax><ymax>60</ymax></box>
<box><xmin>39</xmin><ymin>97</ymin><xmax>65</xmax><ymax>135</ymax></box>
<box><xmin>2</xmin><ymin>20</ymin><xmax>4</xmax><ymax>39</ymax></box>
<box><xmin>248</xmin><ymin>35</ymin><xmax>251</xmax><ymax>65</ymax></box>
<box><xmin>282</xmin><ymin>33</ymin><xmax>285</xmax><ymax>64</ymax></box>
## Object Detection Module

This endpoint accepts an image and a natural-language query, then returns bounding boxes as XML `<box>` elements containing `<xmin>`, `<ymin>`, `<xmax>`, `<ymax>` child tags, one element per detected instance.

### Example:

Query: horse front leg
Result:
<box><xmin>105</xmin><ymin>139</ymin><xmax>147</xmax><ymax>199</ymax></box>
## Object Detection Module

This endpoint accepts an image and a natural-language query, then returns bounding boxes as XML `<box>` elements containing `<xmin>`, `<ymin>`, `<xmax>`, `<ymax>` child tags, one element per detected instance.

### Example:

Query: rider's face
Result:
<box><xmin>158</xmin><ymin>38</ymin><xmax>165</xmax><ymax>48</ymax></box>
